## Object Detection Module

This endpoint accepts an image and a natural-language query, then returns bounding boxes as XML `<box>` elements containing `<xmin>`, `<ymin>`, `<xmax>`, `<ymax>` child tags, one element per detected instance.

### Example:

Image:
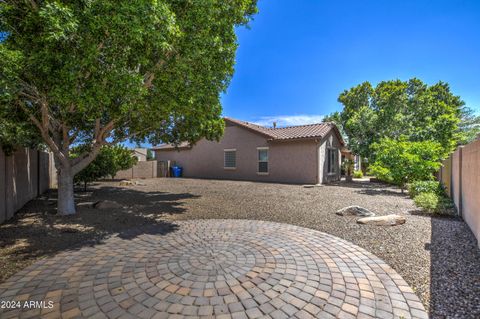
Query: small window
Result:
<box><xmin>257</xmin><ymin>147</ymin><xmax>268</xmax><ymax>173</ymax></box>
<box><xmin>327</xmin><ymin>148</ymin><xmax>337</xmax><ymax>173</ymax></box>
<box><xmin>224</xmin><ymin>149</ymin><xmax>236</xmax><ymax>169</ymax></box>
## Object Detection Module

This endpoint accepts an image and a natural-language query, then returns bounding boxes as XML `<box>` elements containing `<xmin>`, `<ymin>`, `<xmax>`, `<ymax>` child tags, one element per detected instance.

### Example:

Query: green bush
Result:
<box><xmin>407</xmin><ymin>181</ymin><xmax>445</xmax><ymax>198</ymax></box>
<box><xmin>353</xmin><ymin>170</ymin><xmax>363</xmax><ymax>178</ymax></box>
<box><xmin>414</xmin><ymin>192</ymin><xmax>439</xmax><ymax>213</ymax></box>
<box><xmin>413</xmin><ymin>192</ymin><xmax>455</xmax><ymax>215</ymax></box>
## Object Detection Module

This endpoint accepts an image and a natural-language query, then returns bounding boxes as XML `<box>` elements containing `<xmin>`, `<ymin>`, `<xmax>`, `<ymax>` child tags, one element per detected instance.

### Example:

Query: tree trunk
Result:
<box><xmin>57</xmin><ymin>166</ymin><xmax>76</xmax><ymax>215</ymax></box>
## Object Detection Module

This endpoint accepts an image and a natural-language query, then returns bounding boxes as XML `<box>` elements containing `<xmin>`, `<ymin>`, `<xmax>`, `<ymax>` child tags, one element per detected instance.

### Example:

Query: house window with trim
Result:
<box><xmin>327</xmin><ymin>148</ymin><xmax>337</xmax><ymax>174</ymax></box>
<box><xmin>224</xmin><ymin>149</ymin><xmax>236</xmax><ymax>169</ymax></box>
<box><xmin>257</xmin><ymin>147</ymin><xmax>269</xmax><ymax>174</ymax></box>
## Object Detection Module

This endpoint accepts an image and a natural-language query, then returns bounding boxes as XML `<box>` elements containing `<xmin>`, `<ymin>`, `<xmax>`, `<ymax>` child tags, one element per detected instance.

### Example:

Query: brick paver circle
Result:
<box><xmin>0</xmin><ymin>220</ymin><xmax>427</xmax><ymax>319</ymax></box>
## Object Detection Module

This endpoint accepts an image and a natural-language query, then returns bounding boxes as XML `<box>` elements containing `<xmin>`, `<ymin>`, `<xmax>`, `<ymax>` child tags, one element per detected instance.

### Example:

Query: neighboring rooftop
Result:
<box><xmin>152</xmin><ymin>117</ymin><xmax>344</xmax><ymax>150</ymax></box>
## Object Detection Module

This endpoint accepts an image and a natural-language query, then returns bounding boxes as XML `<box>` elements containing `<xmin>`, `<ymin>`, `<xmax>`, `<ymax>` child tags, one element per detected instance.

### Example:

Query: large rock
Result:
<box><xmin>357</xmin><ymin>214</ymin><xmax>406</xmax><ymax>226</ymax></box>
<box><xmin>119</xmin><ymin>180</ymin><xmax>136</xmax><ymax>186</ymax></box>
<box><xmin>93</xmin><ymin>200</ymin><xmax>123</xmax><ymax>209</ymax></box>
<box><xmin>336</xmin><ymin>205</ymin><xmax>375</xmax><ymax>217</ymax></box>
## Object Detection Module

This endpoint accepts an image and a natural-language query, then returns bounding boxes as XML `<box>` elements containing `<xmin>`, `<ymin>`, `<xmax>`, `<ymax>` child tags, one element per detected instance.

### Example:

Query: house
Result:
<box><xmin>133</xmin><ymin>148</ymin><xmax>148</xmax><ymax>161</ymax></box>
<box><xmin>152</xmin><ymin>117</ymin><xmax>345</xmax><ymax>184</ymax></box>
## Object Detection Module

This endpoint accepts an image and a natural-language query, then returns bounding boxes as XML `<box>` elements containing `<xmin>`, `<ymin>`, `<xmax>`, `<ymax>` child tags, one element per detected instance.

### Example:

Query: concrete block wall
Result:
<box><xmin>440</xmin><ymin>140</ymin><xmax>480</xmax><ymax>247</ymax></box>
<box><xmin>114</xmin><ymin>160</ymin><xmax>158</xmax><ymax>179</ymax></box>
<box><xmin>0</xmin><ymin>148</ymin><xmax>51</xmax><ymax>224</ymax></box>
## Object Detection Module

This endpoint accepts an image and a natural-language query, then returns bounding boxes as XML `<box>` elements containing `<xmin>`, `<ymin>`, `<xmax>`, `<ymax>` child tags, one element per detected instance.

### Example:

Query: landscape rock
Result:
<box><xmin>336</xmin><ymin>205</ymin><xmax>376</xmax><ymax>217</ymax></box>
<box><xmin>93</xmin><ymin>200</ymin><xmax>123</xmax><ymax>209</ymax></box>
<box><xmin>77</xmin><ymin>201</ymin><xmax>96</xmax><ymax>208</ymax></box>
<box><xmin>119</xmin><ymin>180</ymin><xmax>136</xmax><ymax>186</ymax></box>
<box><xmin>357</xmin><ymin>214</ymin><xmax>406</xmax><ymax>226</ymax></box>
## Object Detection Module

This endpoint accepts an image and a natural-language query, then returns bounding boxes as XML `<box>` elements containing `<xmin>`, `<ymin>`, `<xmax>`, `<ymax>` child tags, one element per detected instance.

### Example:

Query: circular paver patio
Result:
<box><xmin>0</xmin><ymin>220</ymin><xmax>427</xmax><ymax>319</ymax></box>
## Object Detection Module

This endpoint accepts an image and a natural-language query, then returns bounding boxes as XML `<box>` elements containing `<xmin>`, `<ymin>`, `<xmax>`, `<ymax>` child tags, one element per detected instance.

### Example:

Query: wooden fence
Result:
<box><xmin>439</xmin><ymin>139</ymin><xmax>480</xmax><ymax>247</ymax></box>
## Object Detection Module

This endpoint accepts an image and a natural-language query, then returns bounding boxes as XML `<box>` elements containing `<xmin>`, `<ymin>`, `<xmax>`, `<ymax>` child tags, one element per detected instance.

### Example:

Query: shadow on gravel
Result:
<box><xmin>0</xmin><ymin>186</ymin><xmax>199</xmax><ymax>283</ymax></box>
<box><xmin>429</xmin><ymin>216</ymin><xmax>480</xmax><ymax>318</ymax></box>
<box><xmin>328</xmin><ymin>180</ymin><xmax>409</xmax><ymax>198</ymax></box>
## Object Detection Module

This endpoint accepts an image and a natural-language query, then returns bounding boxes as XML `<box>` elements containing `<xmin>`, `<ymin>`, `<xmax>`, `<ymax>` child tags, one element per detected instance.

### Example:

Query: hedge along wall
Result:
<box><xmin>440</xmin><ymin>139</ymin><xmax>480</xmax><ymax>247</ymax></box>
<box><xmin>0</xmin><ymin>148</ymin><xmax>51</xmax><ymax>224</ymax></box>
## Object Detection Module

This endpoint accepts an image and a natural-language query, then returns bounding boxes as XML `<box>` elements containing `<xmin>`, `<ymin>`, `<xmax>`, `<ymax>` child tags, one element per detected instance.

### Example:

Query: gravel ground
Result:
<box><xmin>1</xmin><ymin>177</ymin><xmax>479</xmax><ymax>318</ymax></box>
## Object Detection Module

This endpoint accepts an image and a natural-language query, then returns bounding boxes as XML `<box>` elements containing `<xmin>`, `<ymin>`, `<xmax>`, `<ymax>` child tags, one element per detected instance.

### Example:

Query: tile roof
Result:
<box><xmin>151</xmin><ymin>141</ymin><xmax>191</xmax><ymax>150</ymax></box>
<box><xmin>152</xmin><ymin>117</ymin><xmax>344</xmax><ymax>150</ymax></box>
<box><xmin>224</xmin><ymin>117</ymin><xmax>342</xmax><ymax>142</ymax></box>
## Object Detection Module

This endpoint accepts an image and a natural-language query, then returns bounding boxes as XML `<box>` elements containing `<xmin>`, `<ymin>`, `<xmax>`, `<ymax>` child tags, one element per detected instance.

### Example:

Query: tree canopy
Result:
<box><xmin>0</xmin><ymin>0</ymin><xmax>257</xmax><ymax>214</ymax></box>
<box><xmin>331</xmin><ymin>78</ymin><xmax>468</xmax><ymax>159</ymax></box>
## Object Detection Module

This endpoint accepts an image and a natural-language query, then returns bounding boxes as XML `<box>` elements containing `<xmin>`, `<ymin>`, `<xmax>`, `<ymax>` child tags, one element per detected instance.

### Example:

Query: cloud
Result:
<box><xmin>252</xmin><ymin>114</ymin><xmax>325</xmax><ymax>127</ymax></box>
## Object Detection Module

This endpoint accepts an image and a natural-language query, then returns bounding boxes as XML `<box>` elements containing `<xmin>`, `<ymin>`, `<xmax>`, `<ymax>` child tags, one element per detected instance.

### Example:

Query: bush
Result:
<box><xmin>353</xmin><ymin>170</ymin><xmax>363</xmax><ymax>178</ymax></box>
<box><xmin>74</xmin><ymin>145</ymin><xmax>137</xmax><ymax>190</ymax></box>
<box><xmin>413</xmin><ymin>192</ymin><xmax>455</xmax><ymax>215</ymax></box>
<box><xmin>407</xmin><ymin>181</ymin><xmax>445</xmax><ymax>198</ymax></box>
<box><xmin>369</xmin><ymin>138</ymin><xmax>443</xmax><ymax>191</ymax></box>
<box><xmin>414</xmin><ymin>192</ymin><xmax>439</xmax><ymax>213</ymax></box>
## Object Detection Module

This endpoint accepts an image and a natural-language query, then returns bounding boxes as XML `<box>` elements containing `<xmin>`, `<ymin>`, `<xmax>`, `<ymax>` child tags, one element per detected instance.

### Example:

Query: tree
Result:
<box><xmin>331</xmin><ymin>78</ymin><xmax>465</xmax><ymax>159</ymax></box>
<box><xmin>146</xmin><ymin>149</ymin><xmax>154</xmax><ymax>161</ymax></box>
<box><xmin>0</xmin><ymin>1</ymin><xmax>257</xmax><ymax>214</ymax></box>
<box><xmin>74</xmin><ymin>145</ymin><xmax>137</xmax><ymax>191</ymax></box>
<box><xmin>459</xmin><ymin>106</ymin><xmax>480</xmax><ymax>144</ymax></box>
<box><xmin>369</xmin><ymin>138</ymin><xmax>444</xmax><ymax>192</ymax></box>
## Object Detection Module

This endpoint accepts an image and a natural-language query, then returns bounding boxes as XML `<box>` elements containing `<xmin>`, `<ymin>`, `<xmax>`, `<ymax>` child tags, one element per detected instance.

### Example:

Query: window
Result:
<box><xmin>327</xmin><ymin>148</ymin><xmax>337</xmax><ymax>174</ymax></box>
<box><xmin>224</xmin><ymin>149</ymin><xmax>236</xmax><ymax>169</ymax></box>
<box><xmin>257</xmin><ymin>147</ymin><xmax>269</xmax><ymax>173</ymax></box>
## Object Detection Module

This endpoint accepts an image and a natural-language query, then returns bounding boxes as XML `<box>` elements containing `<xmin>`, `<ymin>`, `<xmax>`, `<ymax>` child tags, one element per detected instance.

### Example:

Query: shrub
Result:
<box><xmin>413</xmin><ymin>192</ymin><xmax>455</xmax><ymax>215</ymax></box>
<box><xmin>414</xmin><ymin>192</ymin><xmax>439</xmax><ymax>213</ymax></box>
<box><xmin>74</xmin><ymin>145</ymin><xmax>138</xmax><ymax>190</ymax></box>
<box><xmin>407</xmin><ymin>181</ymin><xmax>445</xmax><ymax>198</ymax></box>
<box><xmin>369</xmin><ymin>138</ymin><xmax>443</xmax><ymax>191</ymax></box>
<box><xmin>353</xmin><ymin>170</ymin><xmax>363</xmax><ymax>178</ymax></box>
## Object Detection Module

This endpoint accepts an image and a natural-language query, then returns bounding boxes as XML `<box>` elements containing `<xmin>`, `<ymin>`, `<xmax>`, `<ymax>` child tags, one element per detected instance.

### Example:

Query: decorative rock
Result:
<box><xmin>93</xmin><ymin>200</ymin><xmax>123</xmax><ymax>209</ymax></box>
<box><xmin>119</xmin><ymin>180</ymin><xmax>135</xmax><ymax>186</ymax></box>
<box><xmin>77</xmin><ymin>201</ymin><xmax>96</xmax><ymax>208</ymax></box>
<box><xmin>336</xmin><ymin>205</ymin><xmax>376</xmax><ymax>217</ymax></box>
<box><xmin>357</xmin><ymin>214</ymin><xmax>406</xmax><ymax>226</ymax></box>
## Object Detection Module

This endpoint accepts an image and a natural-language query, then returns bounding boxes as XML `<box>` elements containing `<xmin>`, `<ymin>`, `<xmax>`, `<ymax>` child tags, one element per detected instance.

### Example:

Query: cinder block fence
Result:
<box><xmin>439</xmin><ymin>139</ymin><xmax>480</xmax><ymax>247</ymax></box>
<box><xmin>0</xmin><ymin>148</ymin><xmax>51</xmax><ymax>224</ymax></box>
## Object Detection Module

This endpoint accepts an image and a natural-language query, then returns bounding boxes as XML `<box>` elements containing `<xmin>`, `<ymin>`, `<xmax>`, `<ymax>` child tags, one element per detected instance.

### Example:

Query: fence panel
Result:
<box><xmin>440</xmin><ymin>140</ymin><xmax>480</xmax><ymax>247</ymax></box>
<box><xmin>0</xmin><ymin>147</ymin><xmax>51</xmax><ymax>224</ymax></box>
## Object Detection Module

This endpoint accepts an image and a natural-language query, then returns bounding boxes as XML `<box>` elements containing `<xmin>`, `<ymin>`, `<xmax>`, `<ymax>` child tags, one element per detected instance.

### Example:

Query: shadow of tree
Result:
<box><xmin>327</xmin><ymin>180</ymin><xmax>409</xmax><ymax>198</ymax></box>
<box><xmin>0</xmin><ymin>186</ymin><xmax>200</xmax><ymax>283</ymax></box>
<box><xmin>429</xmin><ymin>216</ymin><xmax>480</xmax><ymax>318</ymax></box>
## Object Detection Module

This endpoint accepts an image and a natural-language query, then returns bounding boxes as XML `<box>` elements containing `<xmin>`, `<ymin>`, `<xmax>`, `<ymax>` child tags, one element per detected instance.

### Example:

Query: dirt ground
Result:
<box><xmin>0</xmin><ymin>178</ymin><xmax>479</xmax><ymax>318</ymax></box>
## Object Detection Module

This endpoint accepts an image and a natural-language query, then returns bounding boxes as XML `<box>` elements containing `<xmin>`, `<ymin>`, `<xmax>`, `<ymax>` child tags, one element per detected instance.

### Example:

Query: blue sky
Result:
<box><xmin>222</xmin><ymin>0</ymin><xmax>480</xmax><ymax>127</ymax></box>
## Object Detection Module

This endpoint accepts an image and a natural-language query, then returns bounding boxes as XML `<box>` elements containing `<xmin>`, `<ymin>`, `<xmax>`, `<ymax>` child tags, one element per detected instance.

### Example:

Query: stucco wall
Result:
<box><xmin>318</xmin><ymin>131</ymin><xmax>342</xmax><ymax>184</ymax></box>
<box><xmin>155</xmin><ymin>125</ymin><xmax>320</xmax><ymax>184</ymax></box>
<box><xmin>0</xmin><ymin>148</ymin><xmax>51</xmax><ymax>224</ymax></box>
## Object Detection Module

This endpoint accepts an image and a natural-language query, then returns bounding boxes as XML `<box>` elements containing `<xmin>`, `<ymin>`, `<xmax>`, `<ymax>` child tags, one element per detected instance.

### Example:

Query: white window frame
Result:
<box><xmin>224</xmin><ymin>149</ymin><xmax>236</xmax><ymax>169</ymax></box>
<box><xmin>327</xmin><ymin>147</ymin><xmax>337</xmax><ymax>175</ymax></box>
<box><xmin>257</xmin><ymin>147</ymin><xmax>269</xmax><ymax>175</ymax></box>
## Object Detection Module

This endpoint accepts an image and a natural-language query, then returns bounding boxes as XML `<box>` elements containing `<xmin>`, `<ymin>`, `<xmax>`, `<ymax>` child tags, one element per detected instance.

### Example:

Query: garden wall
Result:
<box><xmin>114</xmin><ymin>160</ymin><xmax>158</xmax><ymax>179</ymax></box>
<box><xmin>0</xmin><ymin>148</ymin><xmax>51</xmax><ymax>224</ymax></box>
<box><xmin>440</xmin><ymin>139</ymin><xmax>480</xmax><ymax>247</ymax></box>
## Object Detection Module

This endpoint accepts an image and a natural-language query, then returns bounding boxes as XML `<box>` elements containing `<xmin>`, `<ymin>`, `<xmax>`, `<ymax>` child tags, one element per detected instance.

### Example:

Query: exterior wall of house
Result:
<box><xmin>318</xmin><ymin>131</ymin><xmax>342</xmax><ymax>184</ymax></box>
<box><xmin>154</xmin><ymin>125</ymin><xmax>320</xmax><ymax>184</ymax></box>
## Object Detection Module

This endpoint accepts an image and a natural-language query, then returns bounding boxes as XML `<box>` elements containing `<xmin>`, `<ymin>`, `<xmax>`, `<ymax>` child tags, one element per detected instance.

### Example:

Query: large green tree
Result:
<box><xmin>331</xmin><ymin>78</ymin><xmax>465</xmax><ymax>159</ymax></box>
<box><xmin>0</xmin><ymin>1</ymin><xmax>257</xmax><ymax>215</ymax></box>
